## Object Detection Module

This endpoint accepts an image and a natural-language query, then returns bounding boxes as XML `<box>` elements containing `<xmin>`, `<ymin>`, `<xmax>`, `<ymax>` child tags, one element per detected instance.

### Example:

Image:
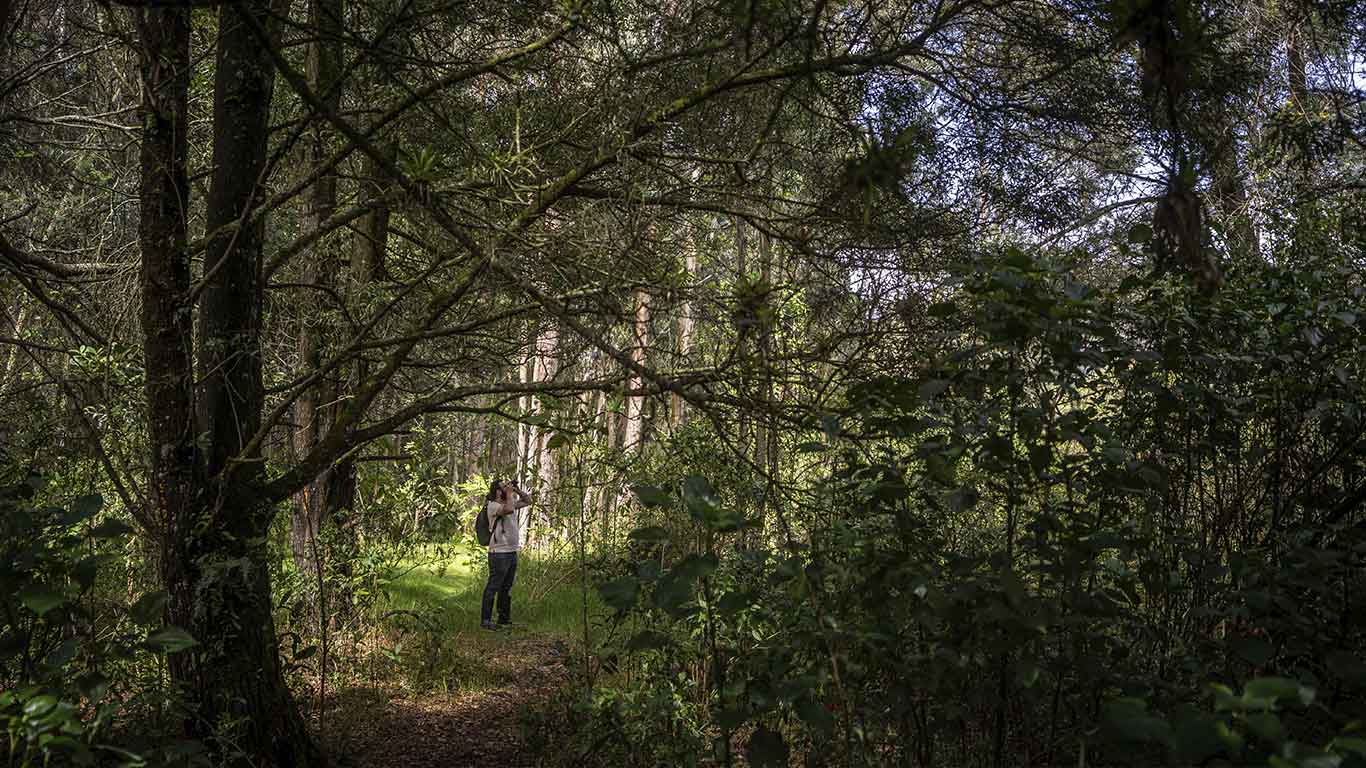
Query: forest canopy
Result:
<box><xmin>0</xmin><ymin>0</ymin><xmax>1363</xmax><ymax>765</ymax></box>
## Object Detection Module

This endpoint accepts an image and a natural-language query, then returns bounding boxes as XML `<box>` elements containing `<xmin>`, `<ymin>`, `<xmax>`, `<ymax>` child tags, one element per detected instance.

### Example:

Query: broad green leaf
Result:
<box><xmin>146</xmin><ymin>626</ymin><xmax>197</xmax><ymax>654</ymax></box>
<box><xmin>89</xmin><ymin>518</ymin><xmax>133</xmax><ymax>539</ymax></box>
<box><xmin>653</xmin><ymin>554</ymin><xmax>717</xmax><ymax>616</ymax></box>
<box><xmin>631</xmin><ymin>485</ymin><xmax>672</xmax><ymax>507</ymax></box>
<box><xmin>1333</xmin><ymin>737</ymin><xmax>1366</xmax><ymax>755</ymax></box>
<box><xmin>1244</xmin><ymin>677</ymin><xmax>1313</xmax><ymax>707</ymax></box>
<box><xmin>1244</xmin><ymin>712</ymin><xmax>1285</xmax><ymax>745</ymax></box>
<box><xmin>22</xmin><ymin>694</ymin><xmax>58</xmax><ymax>718</ymax></box>
<box><xmin>20</xmin><ymin>584</ymin><xmax>66</xmax><ymax>616</ymax></box>
<box><xmin>1029</xmin><ymin>444</ymin><xmax>1052</xmax><ymax>475</ymax></box>
<box><xmin>58</xmin><ymin>494</ymin><xmax>103</xmax><ymax>526</ymax></box>
<box><xmin>76</xmin><ymin>672</ymin><xmax>108</xmax><ymax>702</ymax></box>
<box><xmin>130</xmin><ymin>591</ymin><xmax>169</xmax><ymax>626</ymax></box>
<box><xmin>682</xmin><ymin>476</ymin><xmax>720</xmax><ymax>519</ymax></box>
<box><xmin>627</xmin><ymin>526</ymin><xmax>669</xmax><ymax>544</ymax></box>
<box><xmin>596</xmin><ymin>576</ymin><xmax>639</xmax><ymax>612</ymax></box>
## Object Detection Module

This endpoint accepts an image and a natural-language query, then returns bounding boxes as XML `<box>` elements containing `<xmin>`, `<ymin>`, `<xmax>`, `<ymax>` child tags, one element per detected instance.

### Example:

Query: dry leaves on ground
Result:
<box><xmin>313</xmin><ymin>633</ymin><xmax>572</xmax><ymax>768</ymax></box>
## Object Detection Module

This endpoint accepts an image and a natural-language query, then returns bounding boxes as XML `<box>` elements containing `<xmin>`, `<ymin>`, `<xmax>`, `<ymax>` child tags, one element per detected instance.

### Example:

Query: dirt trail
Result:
<box><xmin>317</xmin><ymin>633</ymin><xmax>571</xmax><ymax>768</ymax></box>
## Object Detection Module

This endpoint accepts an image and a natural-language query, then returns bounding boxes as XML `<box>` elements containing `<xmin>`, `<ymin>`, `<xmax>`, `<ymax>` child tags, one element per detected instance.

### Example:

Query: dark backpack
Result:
<box><xmin>474</xmin><ymin>505</ymin><xmax>502</xmax><ymax>546</ymax></box>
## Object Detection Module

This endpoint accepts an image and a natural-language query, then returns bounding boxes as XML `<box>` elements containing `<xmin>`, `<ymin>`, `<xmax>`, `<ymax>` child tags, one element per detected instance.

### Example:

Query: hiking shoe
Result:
<box><xmin>480</xmin><ymin>621</ymin><xmax>500</xmax><ymax>631</ymax></box>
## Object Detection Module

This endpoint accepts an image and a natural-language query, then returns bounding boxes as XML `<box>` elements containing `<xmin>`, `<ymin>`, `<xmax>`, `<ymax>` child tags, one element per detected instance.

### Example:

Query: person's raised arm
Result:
<box><xmin>509</xmin><ymin>482</ymin><xmax>533</xmax><ymax>510</ymax></box>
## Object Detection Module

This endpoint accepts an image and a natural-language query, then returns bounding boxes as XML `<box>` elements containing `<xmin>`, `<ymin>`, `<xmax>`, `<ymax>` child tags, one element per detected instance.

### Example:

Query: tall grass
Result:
<box><xmin>383</xmin><ymin>543</ymin><xmax>602</xmax><ymax>651</ymax></box>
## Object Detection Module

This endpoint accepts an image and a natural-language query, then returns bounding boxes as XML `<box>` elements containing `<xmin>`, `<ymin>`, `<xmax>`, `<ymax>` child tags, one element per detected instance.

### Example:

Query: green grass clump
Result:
<box><xmin>380</xmin><ymin>544</ymin><xmax>601</xmax><ymax>666</ymax></box>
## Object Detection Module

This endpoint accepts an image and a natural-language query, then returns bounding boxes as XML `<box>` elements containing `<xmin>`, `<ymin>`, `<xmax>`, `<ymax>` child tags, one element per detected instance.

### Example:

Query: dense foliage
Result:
<box><xmin>1</xmin><ymin>0</ymin><xmax>1363</xmax><ymax>764</ymax></box>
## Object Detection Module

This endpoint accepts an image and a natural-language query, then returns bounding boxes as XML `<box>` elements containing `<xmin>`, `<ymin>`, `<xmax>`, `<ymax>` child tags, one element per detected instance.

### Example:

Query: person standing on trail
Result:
<box><xmin>481</xmin><ymin>478</ymin><xmax>531</xmax><ymax>630</ymax></box>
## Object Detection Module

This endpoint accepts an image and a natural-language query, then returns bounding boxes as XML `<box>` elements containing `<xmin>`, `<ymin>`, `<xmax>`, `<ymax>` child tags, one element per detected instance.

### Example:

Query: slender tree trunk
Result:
<box><xmin>0</xmin><ymin>299</ymin><xmax>31</xmax><ymax>396</ymax></box>
<box><xmin>291</xmin><ymin>0</ymin><xmax>347</xmax><ymax>585</ymax></box>
<box><xmin>533</xmin><ymin>327</ymin><xmax>560</xmax><ymax>507</ymax></box>
<box><xmin>622</xmin><ymin>290</ymin><xmax>650</xmax><ymax>452</ymax></box>
<box><xmin>752</xmin><ymin>228</ymin><xmax>773</xmax><ymax>547</ymax></box>
<box><xmin>671</xmin><ymin>225</ymin><xmax>696</xmax><ymax>425</ymax></box>
<box><xmin>734</xmin><ymin>216</ymin><xmax>751</xmax><ymax>458</ymax></box>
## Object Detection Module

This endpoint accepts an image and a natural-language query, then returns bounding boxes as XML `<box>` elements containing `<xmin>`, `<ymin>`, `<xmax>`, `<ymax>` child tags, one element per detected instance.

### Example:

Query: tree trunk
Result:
<box><xmin>137</xmin><ymin>1</ymin><xmax>321</xmax><ymax>762</ymax></box>
<box><xmin>752</xmin><ymin>228</ymin><xmax>773</xmax><ymax>547</ymax></box>
<box><xmin>622</xmin><ymin>290</ymin><xmax>650</xmax><ymax>452</ymax></box>
<box><xmin>671</xmin><ymin>225</ymin><xmax>696</xmax><ymax>425</ymax></box>
<box><xmin>136</xmin><ymin>4</ymin><xmax>198</xmax><ymax>698</ymax></box>
<box><xmin>291</xmin><ymin>0</ymin><xmax>348</xmax><ymax>586</ymax></box>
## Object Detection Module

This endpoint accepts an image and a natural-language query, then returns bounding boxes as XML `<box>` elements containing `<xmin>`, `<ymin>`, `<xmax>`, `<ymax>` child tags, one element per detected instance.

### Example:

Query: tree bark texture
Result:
<box><xmin>138</xmin><ymin>1</ymin><xmax>321</xmax><ymax>763</ymax></box>
<box><xmin>622</xmin><ymin>290</ymin><xmax>650</xmax><ymax>453</ymax></box>
<box><xmin>291</xmin><ymin>0</ymin><xmax>349</xmax><ymax>584</ymax></box>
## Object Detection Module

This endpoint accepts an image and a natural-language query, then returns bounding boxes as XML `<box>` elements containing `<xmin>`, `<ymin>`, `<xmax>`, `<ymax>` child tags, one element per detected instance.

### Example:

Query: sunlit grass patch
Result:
<box><xmin>376</xmin><ymin>544</ymin><xmax>604</xmax><ymax>692</ymax></box>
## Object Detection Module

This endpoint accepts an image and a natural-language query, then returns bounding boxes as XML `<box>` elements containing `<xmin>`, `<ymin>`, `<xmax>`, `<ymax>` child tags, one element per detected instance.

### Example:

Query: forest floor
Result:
<box><xmin>317</xmin><ymin>631</ymin><xmax>572</xmax><ymax>768</ymax></box>
<box><xmin>305</xmin><ymin>548</ymin><xmax>592</xmax><ymax>768</ymax></box>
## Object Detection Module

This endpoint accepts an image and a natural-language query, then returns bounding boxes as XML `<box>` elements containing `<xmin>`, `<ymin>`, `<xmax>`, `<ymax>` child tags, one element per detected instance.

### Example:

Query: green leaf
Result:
<box><xmin>1003</xmin><ymin>247</ymin><xmax>1033</xmax><ymax>270</ymax></box>
<box><xmin>746</xmin><ymin>726</ymin><xmax>789</xmax><ymax>768</ymax></box>
<box><xmin>1014</xmin><ymin>661</ymin><xmax>1040</xmax><ymax>688</ymax></box>
<box><xmin>23</xmin><ymin>694</ymin><xmax>58</xmax><ymax>718</ymax></box>
<box><xmin>20</xmin><ymin>584</ymin><xmax>66</xmax><ymax>616</ymax></box>
<box><xmin>146</xmin><ymin>626</ymin><xmax>197</xmax><ymax>654</ymax></box>
<box><xmin>1170</xmin><ymin>707</ymin><xmax>1224</xmax><ymax>763</ymax></box>
<box><xmin>628</xmin><ymin>526</ymin><xmax>669</xmax><ymax>544</ymax></box>
<box><xmin>682</xmin><ymin>476</ymin><xmax>720</xmax><ymax>520</ymax></box>
<box><xmin>130</xmin><ymin>591</ymin><xmax>169</xmax><ymax>626</ymax></box>
<box><xmin>820</xmin><ymin>414</ymin><xmax>840</xmax><ymax>440</ymax></box>
<box><xmin>631</xmin><ymin>485</ymin><xmax>672</xmax><ymax>507</ymax></box>
<box><xmin>74</xmin><ymin>554</ymin><xmax>114</xmax><ymax>589</ymax></box>
<box><xmin>1244</xmin><ymin>677</ymin><xmax>1313</xmax><ymax>707</ymax></box>
<box><xmin>653</xmin><ymin>554</ymin><xmax>717</xmax><ymax>616</ymax></box>
<box><xmin>89</xmin><ymin>518</ymin><xmax>133</xmax><ymax>539</ymax></box>
<box><xmin>596</xmin><ymin>576</ymin><xmax>639</xmax><ymax>612</ymax></box>
<box><xmin>58</xmin><ymin>494</ymin><xmax>103</xmax><ymax>525</ymax></box>
<box><xmin>1333</xmin><ymin>737</ymin><xmax>1366</xmax><ymax>755</ymax></box>
<box><xmin>76</xmin><ymin>672</ymin><xmax>109</xmax><ymax>703</ymax></box>
<box><xmin>1244</xmin><ymin>712</ymin><xmax>1285</xmax><ymax>745</ymax></box>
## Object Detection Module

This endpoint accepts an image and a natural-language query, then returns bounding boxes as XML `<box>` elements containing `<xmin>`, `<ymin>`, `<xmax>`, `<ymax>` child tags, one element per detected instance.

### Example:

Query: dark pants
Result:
<box><xmin>481</xmin><ymin>551</ymin><xmax>518</xmax><ymax>624</ymax></box>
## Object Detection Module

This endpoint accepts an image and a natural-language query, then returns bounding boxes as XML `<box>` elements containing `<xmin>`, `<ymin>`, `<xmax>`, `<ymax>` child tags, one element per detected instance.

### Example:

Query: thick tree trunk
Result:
<box><xmin>136</xmin><ymin>6</ymin><xmax>199</xmax><ymax>698</ymax></box>
<box><xmin>136</xmin><ymin>1</ymin><xmax>320</xmax><ymax>763</ymax></box>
